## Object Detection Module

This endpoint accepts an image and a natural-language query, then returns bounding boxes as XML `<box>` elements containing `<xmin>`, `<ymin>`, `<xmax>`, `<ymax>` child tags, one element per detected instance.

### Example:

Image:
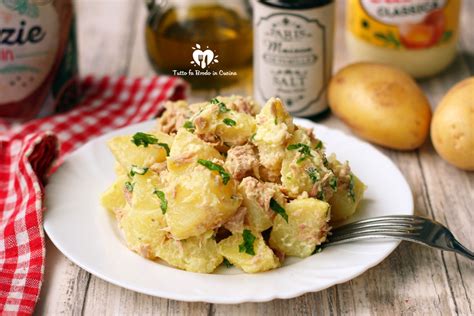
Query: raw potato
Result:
<box><xmin>328</xmin><ymin>63</ymin><xmax>431</xmax><ymax>150</ymax></box>
<box><xmin>431</xmin><ymin>77</ymin><xmax>474</xmax><ymax>170</ymax></box>
<box><xmin>269</xmin><ymin>198</ymin><xmax>330</xmax><ymax>257</ymax></box>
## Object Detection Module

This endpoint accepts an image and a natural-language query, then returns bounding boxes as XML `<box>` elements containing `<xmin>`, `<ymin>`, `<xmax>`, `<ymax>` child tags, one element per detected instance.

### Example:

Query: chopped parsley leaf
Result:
<box><xmin>312</xmin><ymin>245</ymin><xmax>324</xmax><ymax>255</ymax></box>
<box><xmin>223</xmin><ymin>258</ymin><xmax>233</xmax><ymax>268</ymax></box>
<box><xmin>218</xmin><ymin>103</ymin><xmax>230</xmax><ymax>113</ymax></box>
<box><xmin>250</xmin><ymin>133</ymin><xmax>256</xmax><ymax>142</ymax></box>
<box><xmin>223</xmin><ymin>118</ymin><xmax>236</xmax><ymax>126</ymax></box>
<box><xmin>270</xmin><ymin>198</ymin><xmax>288</xmax><ymax>222</ymax></box>
<box><xmin>157</xmin><ymin>142</ymin><xmax>170</xmax><ymax>156</ymax></box>
<box><xmin>211</xmin><ymin>98</ymin><xmax>230</xmax><ymax>113</ymax></box>
<box><xmin>287</xmin><ymin>143</ymin><xmax>313</xmax><ymax>163</ymax></box>
<box><xmin>315</xmin><ymin>140</ymin><xmax>323</xmax><ymax>150</ymax></box>
<box><xmin>183</xmin><ymin>121</ymin><xmax>195</xmax><ymax>132</ymax></box>
<box><xmin>348</xmin><ymin>174</ymin><xmax>356</xmax><ymax>202</ymax></box>
<box><xmin>329</xmin><ymin>177</ymin><xmax>338</xmax><ymax>191</ymax></box>
<box><xmin>131</xmin><ymin>132</ymin><xmax>169</xmax><ymax>155</ymax></box>
<box><xmin>239</xmin><ymin>229</ymin><xmax>256</xmax><ymax>256</ymax></box>
<box><xmin>154</xmin><ymin>189</ymin><xmax>167</xmax><ymax>214</ymax></box>
<box><xmin>124</xmin><ymin>181</ymin><xmax>134</xmax><ymax>192</ymax></box>
<box><xmin>322</xmin><ymin>155</ymin><xmax>329</xmax><ymax>167</ymax></box>
<box><xmin>129</xmin><ymin>165</ymin><xmax>149</xmax><ymax>177</ymax></box>
<box><xmin>306</xmin><ymin>167</ymin><xmax>319</xmax><ymax>184</ymax></box>
<box><xmin>131</xmin><ymin>132</ymin><xmax>158</xmax><ymax>147</ymax></box>
<box><xmin>197</xmin><ymin>159</ymin><xmax>231</xmax><ymax>185</ymax></box>
<box><xmin>317</xmin><ymin>190</ymin><xmax>325</xmax><ymax>201</ymax></box>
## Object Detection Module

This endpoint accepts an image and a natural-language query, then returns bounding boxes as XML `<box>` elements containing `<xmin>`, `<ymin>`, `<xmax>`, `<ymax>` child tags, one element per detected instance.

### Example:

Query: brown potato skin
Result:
<box><xmin>431</xmin><ymin>77</ymin><xmax>474</xmax><ymax>170</ymax></box>
<box><xmin>328</xmin><ymin>62</ymin><xmax>431</xmax><ymax>150</ymax></box>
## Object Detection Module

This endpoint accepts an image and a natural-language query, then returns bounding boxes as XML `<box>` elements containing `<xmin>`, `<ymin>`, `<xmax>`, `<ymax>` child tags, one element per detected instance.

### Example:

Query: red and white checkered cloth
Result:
<box><xmin>0</xmin><ymin>75</ymin><xmax>187</xmax><ymax>315</ymax></box>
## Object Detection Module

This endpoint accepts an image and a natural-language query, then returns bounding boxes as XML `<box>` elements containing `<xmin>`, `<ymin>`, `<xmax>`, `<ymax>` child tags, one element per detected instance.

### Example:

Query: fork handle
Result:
<box><xmin>323</xmin><ymin>233</ymin><xmax>474</xmax><ymax>260</ymax></box>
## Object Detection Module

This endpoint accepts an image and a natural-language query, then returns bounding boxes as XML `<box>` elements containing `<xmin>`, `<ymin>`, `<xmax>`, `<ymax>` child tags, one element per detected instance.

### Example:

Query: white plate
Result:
<box><xmin>44</xmin><ymin>118</ymin><xmax>413</xmax><ymax>303</ymax></box>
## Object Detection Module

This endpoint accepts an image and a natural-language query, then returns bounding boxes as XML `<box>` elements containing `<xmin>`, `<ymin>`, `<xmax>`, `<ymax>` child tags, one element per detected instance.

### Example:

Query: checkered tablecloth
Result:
<box><xmin>0</xmin><ymin>75</ymin><xmax>187</xmax><ymax>315</ymax></box>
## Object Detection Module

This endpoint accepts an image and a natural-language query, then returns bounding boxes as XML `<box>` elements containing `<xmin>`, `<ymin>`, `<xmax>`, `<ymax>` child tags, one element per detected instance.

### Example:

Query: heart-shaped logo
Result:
<box><xmin>191</xmin><ymin>44</ymin><xmax>218</xmax><ymax>69</ymax></box>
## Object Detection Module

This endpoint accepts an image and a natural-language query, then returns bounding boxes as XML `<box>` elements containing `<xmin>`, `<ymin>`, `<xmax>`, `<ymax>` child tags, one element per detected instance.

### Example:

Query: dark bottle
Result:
<box><xmin>253</xmin><ymin>0</ymin><xmax>335</xmax><ymax>118</ymax></box>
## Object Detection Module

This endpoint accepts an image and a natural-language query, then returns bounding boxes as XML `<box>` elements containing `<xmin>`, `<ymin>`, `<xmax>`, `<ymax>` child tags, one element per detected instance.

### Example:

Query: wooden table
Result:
<box><xmin>35</xmin><ymin>1</ymin><xmax>473</xmax><ymax>315</ymax></box>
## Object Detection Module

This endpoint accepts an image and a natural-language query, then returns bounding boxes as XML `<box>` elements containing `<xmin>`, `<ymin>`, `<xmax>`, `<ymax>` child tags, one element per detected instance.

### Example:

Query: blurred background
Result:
<box><xmin>75</xmin><ymin>0</ymin><xmax>473</xmax><ymax>106</ymax></box>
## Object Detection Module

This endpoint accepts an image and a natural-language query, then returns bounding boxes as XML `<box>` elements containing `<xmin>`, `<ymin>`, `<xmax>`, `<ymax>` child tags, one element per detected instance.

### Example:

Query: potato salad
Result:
<box><xmin>101</xmin><ymin>96</ymin><xmax>366</xmax><ymax>273</ymax></box>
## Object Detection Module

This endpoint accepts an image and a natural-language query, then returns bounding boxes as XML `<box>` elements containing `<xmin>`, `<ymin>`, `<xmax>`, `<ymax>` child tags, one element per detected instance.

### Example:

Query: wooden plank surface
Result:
<box><xmin>35</xmin><ymin>1</ymin><xmax>473</xmax><ymax>315</ymax></box>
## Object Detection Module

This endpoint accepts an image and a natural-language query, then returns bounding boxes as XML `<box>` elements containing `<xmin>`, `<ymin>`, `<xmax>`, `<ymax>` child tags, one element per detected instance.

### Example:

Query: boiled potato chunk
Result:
<box><xmin>130</xmin><ymin>172</ymin><xmax>164</xmax><ymax>210</ymax></box>
<box><xmin>119</xmin><ymin>208</ymin><xmax>167</xmax><ymax>259</ymax></box>
<box><xmin>270</xmin><ymin>198</ymin><xmax>330</xmax><ymax>258</ymax></box>
<box><xmin>218</xmin><ymin>230</ymin><xmax>280</xmax><ymax>273</ymax></box>
<box><xmin>166</xmin><ymin>163</ymin><xmax>241</xmax><ymax>240</ymax></box>
<box><xmin>431</xmin><ymin>77</ymin><xmax>474</xmax><ymax>170</ymax></box>
<box><xmin>108</xmin><ymin>131</ymin><xmax>173</xmax><ymax>171</ymax></box>
<box><xmin>216</xmin><ymin>111</ymin><xmax>256</xmax><ymax>146</ymax></box>
<box><xmin>156</xmin><ymin>231</ymin><xmax>223</xmax><ymax>273</ymax></box>
<box><xmin>167</xmin><ymin>129</ymin><xmax>222</xmax><ymax>172</ymax></box>
<box><xmin>329</xmin><ymin>174</ymin><xmax>366</xmax><ymax>222</ymax></box>
<box><xmin>238</xmin><ymin>177</ymin><xmax>285</xmax><ymax>232</ymax></box>
<box><xmin>281</xmin><ymin>128</ymin><xmax>330</xmax><ymax>198</ymax></box>
<box><xmin>100</xmin><ymin>175</ymin><xmax>128</xmax><ymax>213</ymax></box>
<box><xmin>328</xmin><ymin>63</ymin><xmax>431</xmax><ymax>150</ymax></box>
<box><xmin>253</xmin><ymin>98</ymin><xmax>295</xmax><ymax>176</ymax></box>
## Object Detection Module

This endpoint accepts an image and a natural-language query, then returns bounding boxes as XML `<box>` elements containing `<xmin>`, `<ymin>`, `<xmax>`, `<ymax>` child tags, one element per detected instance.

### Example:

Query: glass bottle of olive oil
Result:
<box><xmin>145</xmin><ymin>0</ymin><xmax>253</xmax><ymax>89</ymax></box>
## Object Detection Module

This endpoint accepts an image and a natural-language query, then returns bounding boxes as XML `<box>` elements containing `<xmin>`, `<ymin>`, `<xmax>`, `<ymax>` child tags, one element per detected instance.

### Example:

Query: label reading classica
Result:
<box><xmin>254</xmin><ymin>2</ymin><xmax>334</xmax><ymax>117</ymax></box>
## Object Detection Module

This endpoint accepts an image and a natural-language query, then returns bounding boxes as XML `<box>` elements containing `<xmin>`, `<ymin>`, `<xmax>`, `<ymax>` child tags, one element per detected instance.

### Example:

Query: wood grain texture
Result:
<box><xmin>35</xmin><ymin>0</ymin><xmax>473</xmax><ymax>315</ymax></box>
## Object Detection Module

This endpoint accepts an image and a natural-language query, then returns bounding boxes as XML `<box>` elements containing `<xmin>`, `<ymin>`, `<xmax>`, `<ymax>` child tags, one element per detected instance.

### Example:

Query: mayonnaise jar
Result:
<box><xmin>346</xmin><ymin>0</ymin><xmax>461</xmax><ymax>78</ymax></box>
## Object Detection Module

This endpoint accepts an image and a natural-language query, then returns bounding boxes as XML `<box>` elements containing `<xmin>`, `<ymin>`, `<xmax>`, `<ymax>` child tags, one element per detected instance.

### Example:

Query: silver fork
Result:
<box><xmin>323</xmin><ymin>215</ymin><xmax>473</xmax><ymax>260</ymax></box>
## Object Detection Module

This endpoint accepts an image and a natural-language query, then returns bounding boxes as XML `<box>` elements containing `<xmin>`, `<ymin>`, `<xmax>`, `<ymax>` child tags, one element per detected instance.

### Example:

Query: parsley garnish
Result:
<box><xmin>211</xmin><ymin>98</ymin><xmax>230</xmax><ymax>113</ymax></box>
<box><xmin>183</xmin><ymin>121</ymin><xmax>195</xmax><ymax>132</ymax></box>
<box><xmin>223</xmin><ymin>118</ymin><xmax>236</xmax><ymax>126</ymax></box>
<box><xmin>287</xmin><ymin>143</ymin><xmax>313</xmax><ymax>163</ymax></box>
<box><xmin>329</xmin><ymin>177</ymin><xmax>338</xmax><ymax>191</ymax></box>
<box><xmin>219</xmin><ymin>103</ymin><xmax>231</xmax><ymax>113</ymax></box>
<box><xmin>129</xmin><ymin>165</ymin><xmax>148</xmax><ymax>177</ymax></box>
<box><xmin>124</xmin><ymin>181</ymin><xmax>134</xmax><ymax>192</ymax></box>
<box><xmin>306</xmin><ymin>167</ymin><xmax>319</xmax><ymax>184</ymax></box>
<box><xmin>315</xmin><ymin>140</ymin><xmax>323</xmax><ymax>150</ymax></box>
<box><xmin>322</xmin><ymin>155</ymin><xmax>329</xmax><ymax>167</ymax></box>
<box><xmin>317</xmin><ymin>190</ymin><xmax>325</xmax><ymax>201</ymax></box>
<box><xmin>223</xmin><ymin>258</ymin><xmax>233</xmax><ymax>268</ymax></box>
<box><xmin>312</xmin><ymin>245</ymin><xmax>324</xmax><ymax>254</ymax></box>
<box><xmin>158</xmin><ymin>143</ymin><xmax>170</xmax><ymax>156</ymax></box>
<box><xmin>131</xmin><ymin>132</ymin><xmax>169</xmax><ymax>156</ymax></box>
<box><xmin>197</xmin><ymin>159</ymin><xmax>231</xmax><ymax>185</ymax></box>
<box><xmin>270</xmin><ymin>198</ymin><xmax>288</xmax><ymax>222</ymax></box>
<box><xmin>154</xmin><ymin>189</ymin><xmax>167</xmax><ymax>214</ymax></box>
<box><xmin>131</xmin><ymin>132</ymin><xmax>157</xmax><ymax>147</ymax></box>
<box><xmin>348</xmin><ymin>174</ymin><xmax>356</xmax><ymax>202</ymax></box>
<box><xmin>250</xmin><ymin>133</ymin><xmax>256</xmax><ymax>142</ymax></box>
<box><xmin>239</xmin><ymin>229</ymin><xmax>256</xmax><ymax>256</ymax></box>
